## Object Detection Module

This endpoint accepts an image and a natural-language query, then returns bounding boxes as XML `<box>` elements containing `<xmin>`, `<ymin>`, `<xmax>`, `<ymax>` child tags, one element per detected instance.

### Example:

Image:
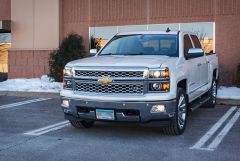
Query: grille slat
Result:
<box><xmin>75</xmin><ymin>82</ymin><xmax>143</xmax><ymax>94</ymax></box>
<box><xmin>75</xmin><ymin>70</ymin><xmax>143</xmax><ymax>78</ymax></box>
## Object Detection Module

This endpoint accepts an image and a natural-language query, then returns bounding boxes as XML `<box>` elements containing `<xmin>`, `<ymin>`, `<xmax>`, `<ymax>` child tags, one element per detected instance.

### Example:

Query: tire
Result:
<box><xmin>163</xmin><ymin>88</ymin><xmax>188</xmax><ymax>135</ymax></box>
<box><xmin>70</xmin><ymin>120</ymin><xmax>95</xmax><ymax>129</ymax></box>
<box><xmin>204</xmin><ymin>79</ymin><xmax>217</xmax><ymax>108</ymax></box>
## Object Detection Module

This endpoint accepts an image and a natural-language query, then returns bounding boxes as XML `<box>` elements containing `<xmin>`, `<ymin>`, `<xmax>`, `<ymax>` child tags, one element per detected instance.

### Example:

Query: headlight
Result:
<box><xmin>63</xmin><ymin>67</ymin><xmax>73</xmax><ymax>77</ymax></box>
<box><xmin>63</xmin><ymin>80</ymin><xmax>73</xmax><ymax>89</ymax></box>
<box><xmin>144</xmin><ymin>68</ymin><xmax>169</xmax><ymax>79</ymax></box>
<box><xmin>63</xmin><ymin>67</ymin><xmax>73</xmax><ymax>90</ymax></box>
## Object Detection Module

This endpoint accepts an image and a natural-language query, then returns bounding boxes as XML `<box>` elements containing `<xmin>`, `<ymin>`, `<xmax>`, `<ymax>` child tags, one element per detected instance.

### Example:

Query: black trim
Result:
<box><xmin>61</xmin><ymin>96</ymin><xmax>176</xmax><ymax>103</ymax></box>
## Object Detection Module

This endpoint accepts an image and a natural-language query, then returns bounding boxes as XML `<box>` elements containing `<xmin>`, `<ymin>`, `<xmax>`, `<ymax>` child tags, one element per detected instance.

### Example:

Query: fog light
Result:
<box><xmin>150</xmin><ymin>105</ymin><xmax>166</xmax><ymax>113</ymax></box>
<box><xmin>61</xmin><ymin>100</ymin><xmax>70</xmax><ymax>108</ymax></box>
<box><xmin>152</xmin><ymin>83</ymin><xmax>161</xmax><ymax>90</ymax></box>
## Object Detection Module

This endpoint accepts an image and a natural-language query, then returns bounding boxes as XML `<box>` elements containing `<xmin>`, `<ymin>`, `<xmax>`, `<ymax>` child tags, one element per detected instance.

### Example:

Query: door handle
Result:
<box><xmin>197</xmin><ymin>63</ymin><xmax>202</xmax><ymax>67</ymax></box>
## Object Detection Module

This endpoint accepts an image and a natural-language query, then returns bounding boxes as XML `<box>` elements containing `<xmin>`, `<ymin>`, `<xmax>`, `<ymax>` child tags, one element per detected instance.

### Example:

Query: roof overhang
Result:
<box><xmin>0</xmin><ymin>20</ymin><xmax>11</xmax><ymax>33</ymax></box>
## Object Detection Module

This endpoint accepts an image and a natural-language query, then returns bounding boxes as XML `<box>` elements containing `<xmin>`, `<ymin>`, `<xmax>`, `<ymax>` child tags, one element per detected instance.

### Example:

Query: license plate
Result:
<box><xmin>96</xmin><ymin>109</ymin><xmax>115</xmax><ymax>120</ymax></box>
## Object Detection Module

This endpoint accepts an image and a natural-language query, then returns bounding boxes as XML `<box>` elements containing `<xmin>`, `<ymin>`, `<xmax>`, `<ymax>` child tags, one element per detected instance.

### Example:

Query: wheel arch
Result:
<box><xmin>213</xmin><ymin>68</ymin><xmax>218</xmax><ymax>80</ymax></box>
<box><xmin>177</xmin><ymin>79</ymin><xmax>189</xmax><ymax>104</ymax></box>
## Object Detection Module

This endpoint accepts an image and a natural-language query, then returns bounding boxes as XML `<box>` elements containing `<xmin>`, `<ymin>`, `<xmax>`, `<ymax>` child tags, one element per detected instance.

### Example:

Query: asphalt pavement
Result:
<box><xmin>0</xmin><ymin>96</ymin><xmax>239</xmax><ymax>161</ymax></box>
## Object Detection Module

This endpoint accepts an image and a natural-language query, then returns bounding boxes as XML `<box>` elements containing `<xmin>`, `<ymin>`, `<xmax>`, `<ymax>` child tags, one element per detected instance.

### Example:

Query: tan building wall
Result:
<box><xmin>9</xmin><ymin>0</ymin><xmax>60</xmax><ymax>78</ymax></box>
<box><xmin>11</xmin><ymin>0</ymin><xmax>59</xmax><ymax>49</ymax></box>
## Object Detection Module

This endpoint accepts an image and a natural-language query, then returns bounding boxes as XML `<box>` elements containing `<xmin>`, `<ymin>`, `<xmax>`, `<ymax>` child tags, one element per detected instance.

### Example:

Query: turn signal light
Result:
<box><xmin>161</xmin><ymin>70</ymin><xmax>169</xmax><ymax>77</ymax></box>
<box><xmin>162</xmin><ymin>83</ymin><xmax>170</xmax><ymax>90</ymax></box>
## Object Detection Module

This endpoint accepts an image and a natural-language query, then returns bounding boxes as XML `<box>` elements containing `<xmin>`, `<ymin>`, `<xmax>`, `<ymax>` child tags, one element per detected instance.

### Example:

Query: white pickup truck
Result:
<box><xmin>61</xmin><ymin>30</ymin><xmax>218</xmax><ymax>135</ymax></box>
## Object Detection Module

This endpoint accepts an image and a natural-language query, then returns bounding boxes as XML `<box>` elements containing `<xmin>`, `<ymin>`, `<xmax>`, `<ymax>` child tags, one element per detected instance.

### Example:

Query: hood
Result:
<box><xmin>67</xmin><ymin>55</ymin><xmax>176</xmax><ymax>68</ymax></box>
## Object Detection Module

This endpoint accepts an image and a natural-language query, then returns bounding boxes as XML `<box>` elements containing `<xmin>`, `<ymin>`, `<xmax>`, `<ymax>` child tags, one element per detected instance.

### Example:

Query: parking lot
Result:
<box><xmin>0</xmin><ymin>96</ymin><xmax>239</xmax><ymax>161</ymax></box>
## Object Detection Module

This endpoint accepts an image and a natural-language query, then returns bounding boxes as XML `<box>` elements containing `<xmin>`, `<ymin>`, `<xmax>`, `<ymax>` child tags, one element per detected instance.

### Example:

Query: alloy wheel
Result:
<box><xmin>212</xmin><ymin>80</ymin><xmax>217</xmax><ymax>104</ymax></box>
<box><xmin>177</xmin><ymin>94</ymin><xmax>187</xmax><ymax>129</ymax></box>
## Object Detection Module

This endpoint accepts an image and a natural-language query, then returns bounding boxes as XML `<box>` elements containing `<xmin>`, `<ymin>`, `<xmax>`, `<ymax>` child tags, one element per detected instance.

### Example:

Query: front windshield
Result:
<box><xmin>98</xmin><ymin>34</ymin><xmax>178</xmax><ymax>57</ymax></box>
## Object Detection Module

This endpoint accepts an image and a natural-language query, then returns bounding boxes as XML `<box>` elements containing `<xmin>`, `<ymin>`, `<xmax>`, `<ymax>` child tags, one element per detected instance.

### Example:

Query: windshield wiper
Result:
<box><xmin>99</xmin><ymin>53</ymin><xmax>116</xmax><ymax>56</ymax></box>
<box><xmin>123</xmin><ymin>53</ymin><xmax>144</xmax><ymax>55</ymax></box>
<box><xmin>100</xmin><ymin>52</ymin><xmax>145</xmax><ymax>56</ymax></box>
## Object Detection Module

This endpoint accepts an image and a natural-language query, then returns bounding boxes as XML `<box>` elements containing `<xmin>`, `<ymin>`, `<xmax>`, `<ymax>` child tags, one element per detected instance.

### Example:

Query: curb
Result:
<box><xmin>216</xmin><ymin>99</ymin><xmax>240</xmax><ymax>106</ymax></box>
<box><xmin>0</xmin><ymin>91</ymin><xmax>239</xmax><ymax>105</ymax></box>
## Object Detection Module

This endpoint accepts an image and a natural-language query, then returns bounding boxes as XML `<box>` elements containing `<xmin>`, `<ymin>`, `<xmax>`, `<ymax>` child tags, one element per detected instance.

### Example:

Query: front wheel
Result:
<box><xmin>163</xmin><ymin>88</ymin><xmax>188</xmax><ymax>135</ymax></box>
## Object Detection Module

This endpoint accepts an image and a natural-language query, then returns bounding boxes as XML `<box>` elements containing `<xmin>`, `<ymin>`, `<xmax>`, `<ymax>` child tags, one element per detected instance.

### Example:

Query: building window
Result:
<box><xmin>89</xmin><ymin>22</ymin><xmax>215</xmax><ymax>55</ymax></box>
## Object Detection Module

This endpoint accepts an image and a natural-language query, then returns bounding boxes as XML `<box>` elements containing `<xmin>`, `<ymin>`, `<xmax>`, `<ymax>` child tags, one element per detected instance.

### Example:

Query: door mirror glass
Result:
<box><xmin>186</xmin><ymin>48</ymin><xmax>204</xmax><ymax>59</ymax></box>
<box><xmin>89</xmin><ymin>49</ymin><xmax>97</xmax><ymax>57</ymax></box>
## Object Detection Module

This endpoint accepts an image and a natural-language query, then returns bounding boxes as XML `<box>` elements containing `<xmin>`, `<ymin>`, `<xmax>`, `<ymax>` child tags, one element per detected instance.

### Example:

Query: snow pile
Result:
<box><xmin>217</xmin><ymin>86</ymin><xmax>240</xmax><ymax>100</ymax></box>
<box><xmin>0</xmin><ymin>75</ymin><xmax>62</xmax><ymax>93</ymax></box>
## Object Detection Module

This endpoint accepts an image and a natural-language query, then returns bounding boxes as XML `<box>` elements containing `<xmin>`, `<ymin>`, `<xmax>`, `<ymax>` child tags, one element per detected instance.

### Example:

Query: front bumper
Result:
<box><xmin>61</xmin><ymin>97</ymin><xmax>176</xmax><ymax>123</ymax></box>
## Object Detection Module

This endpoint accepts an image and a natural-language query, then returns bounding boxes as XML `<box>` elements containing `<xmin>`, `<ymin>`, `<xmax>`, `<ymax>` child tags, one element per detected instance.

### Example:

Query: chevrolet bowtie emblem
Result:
<box><xmin>98</xmin><ymin>77</ymin><xmax>113</xmax><ymax>84</ymax></box>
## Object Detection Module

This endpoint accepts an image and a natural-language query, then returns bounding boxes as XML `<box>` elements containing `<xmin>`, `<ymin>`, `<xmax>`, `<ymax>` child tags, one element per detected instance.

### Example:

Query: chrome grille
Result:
<box><xmin>75</xmin><ymin>70</ymin><xmax>143</xmax><ymax>78</ymax></box>
<box><xmin>75</xmin><ymin>82</ymin><xmax>144</xmax><ymax>94</ymax></box>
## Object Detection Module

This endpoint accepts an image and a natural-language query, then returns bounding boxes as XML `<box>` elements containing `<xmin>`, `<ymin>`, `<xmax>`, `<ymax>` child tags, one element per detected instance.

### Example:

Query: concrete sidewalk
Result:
<box><xmin>0</xmin><ymin>91</ymin><xmax>239</xmax><ymax>105</ymax></box>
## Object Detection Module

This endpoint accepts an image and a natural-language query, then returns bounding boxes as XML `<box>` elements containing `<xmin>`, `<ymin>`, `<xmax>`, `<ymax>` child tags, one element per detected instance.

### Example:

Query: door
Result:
<box><xmin>184</xmin><ymin>34</ymin><xmax>202</xmax><ymax>98</ymax></box>
<box><xmin>190</xmin><ymin>35</ymin><xmax>209</xmax><ymax>86</ymax></box>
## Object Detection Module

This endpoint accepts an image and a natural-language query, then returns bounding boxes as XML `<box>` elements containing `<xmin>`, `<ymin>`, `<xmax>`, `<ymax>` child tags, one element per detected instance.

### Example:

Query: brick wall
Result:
<box><xmin>61</xmin><ymin>0</ymin><xmax>240</xmax><ymax>86</ymax></box>
<box><xmin>215</xmin><ymin>0</ymin><xmax>240</xmax><ymax>86</ymax></box>
<box><xmin>8</xmin><ymin>50</ymin><xmax>52</xmax><ymax>78</ymax></box>
<box><xmin>0</xmin><ymin>0</ymin><xmax>10</xmax><ymax>20</ymax></box>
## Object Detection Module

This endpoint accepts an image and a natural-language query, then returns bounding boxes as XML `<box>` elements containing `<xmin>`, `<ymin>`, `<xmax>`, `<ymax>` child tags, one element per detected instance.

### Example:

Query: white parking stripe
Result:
<box><xmin>24</xmin><ymin>121</ymin><xmax>70</xmax><ymax>136</ymax></box>
<box><xmin>0</xmin><ymin>98</ymin><xmax>52</xmax><ymax>110</ymax></box>
<box><xmin>190</xmin><ymin>106</ymin><xmax>237</xmax><ymax>150</ymax></box>
<box><xmin>207</xmin><ymin>108</ymin><xmax>240</xmax><ymax>150</ymax></box>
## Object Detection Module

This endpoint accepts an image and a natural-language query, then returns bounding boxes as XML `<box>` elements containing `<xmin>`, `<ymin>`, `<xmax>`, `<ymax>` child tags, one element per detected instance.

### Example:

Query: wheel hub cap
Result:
<box><xmin>178</xmin><ymin>94</ymin><xmax>187</xmax><ymax>129</ymax></box>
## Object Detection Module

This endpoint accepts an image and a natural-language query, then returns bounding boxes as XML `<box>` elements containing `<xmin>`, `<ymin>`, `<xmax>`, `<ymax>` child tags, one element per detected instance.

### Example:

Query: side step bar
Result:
<box><xmin>189</xmin><ymin>96</ymin><xmax>210</xmax><ymax>111</ymax></box>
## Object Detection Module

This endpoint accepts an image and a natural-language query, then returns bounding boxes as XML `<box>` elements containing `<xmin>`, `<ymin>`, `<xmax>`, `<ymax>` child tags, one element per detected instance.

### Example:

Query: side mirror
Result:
<box><xmin>89</xmin><ymin>49</ymin><xmax>97</xmax><ymax>57</ymax></box>
<box><xmin>186</xmin><ymin>48</ymin><xmax>204</xmax><ymax>59</ymax></box>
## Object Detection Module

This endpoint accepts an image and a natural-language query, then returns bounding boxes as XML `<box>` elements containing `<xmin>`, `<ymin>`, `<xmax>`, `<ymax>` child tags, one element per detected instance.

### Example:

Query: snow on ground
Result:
<box><xmin>0</xmin><ymin>75</ymin><xmax>239</xmax><ymax>100</ymax></box>
<box><xmin>217</xmin><ymin>86</ymin><xmax>240</xmax><ymax>100</ymax></box>
<box><xmin>0</xmin><ymin>75</ymin><xmax>62</xmax><ymax>93</ymax></box>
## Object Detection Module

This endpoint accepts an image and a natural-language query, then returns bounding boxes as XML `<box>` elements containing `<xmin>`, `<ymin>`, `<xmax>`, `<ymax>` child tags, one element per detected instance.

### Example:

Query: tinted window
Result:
<box><xmin>184</xmin><ymin>35</ymin><xmax>193</xmax><ymax>54</ymax></box>
<box><xmin>191</xmin><ymin>35</ymin><xmax>202</xmax><ymax>48</ymax></box>
<box><xmin>99</xmin><ymin>34</ymin><xmax>178</xmax><ymax>57</ymax></box>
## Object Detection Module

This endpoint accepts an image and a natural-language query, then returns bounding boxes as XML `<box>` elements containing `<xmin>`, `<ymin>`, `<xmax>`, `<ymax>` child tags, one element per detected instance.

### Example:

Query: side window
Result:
<box><xmin>184</xmin><ymin>35</ymin><xmax>193</xmax><ymax>54</ymax></box>
<box><xmin>191</xmin><ymin>35</ymin><xmax>202</xmax><ymax>49</ymax></box>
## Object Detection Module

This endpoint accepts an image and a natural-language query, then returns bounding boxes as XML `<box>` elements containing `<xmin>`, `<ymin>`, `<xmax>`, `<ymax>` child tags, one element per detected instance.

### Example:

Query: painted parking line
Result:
<box><xmin>24</xmin><ymin>121</ymin><xmax>70</xmax><ymax>136</ymax></box>
<box><xmin>207</xmin><ymin>108</ymin><xmax>240</xmax><ymax>150</ymax></box>
<box><xmin>190</xmin><ymin>106</ymin><xmax>239</xmax><ymax>151</ymax></box>
<box><xmin>0</xmin><ymin>98</ymin><xmax>52</xmax><ymax>110</ymax></box>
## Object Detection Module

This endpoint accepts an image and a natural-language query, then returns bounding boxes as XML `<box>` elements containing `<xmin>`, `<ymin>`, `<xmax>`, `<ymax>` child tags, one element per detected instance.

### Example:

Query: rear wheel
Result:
<box><xmin>205</xmin><ymin>79</ymin><xmax>217</xmax><ymax>108</ymax></box>
<box><xmin>70</xmin><ymin>120</ymin><xmax>95</xmax><ymax>129</ymax></box>
<box><xmin>163</xmin><ymin>88</ymin><xmax>188</xmax><ymax>135</ymax></box>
